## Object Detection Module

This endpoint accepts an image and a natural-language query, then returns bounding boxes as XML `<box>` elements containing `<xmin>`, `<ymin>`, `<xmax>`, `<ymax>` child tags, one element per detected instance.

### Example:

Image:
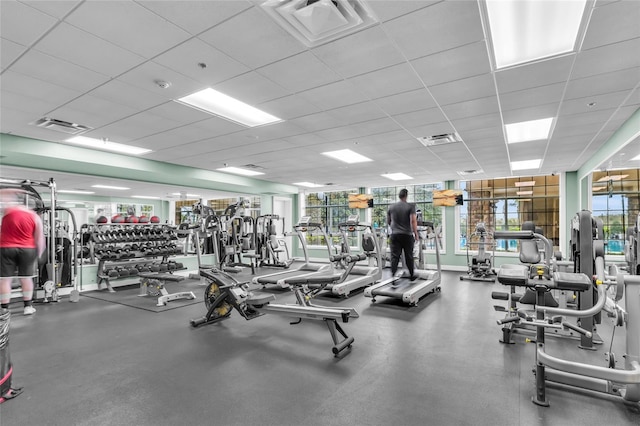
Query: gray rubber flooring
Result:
<box><xmin>1</xmin><ymin>269</ymin><xmax>639</xmax><ymax>426</ymax></box>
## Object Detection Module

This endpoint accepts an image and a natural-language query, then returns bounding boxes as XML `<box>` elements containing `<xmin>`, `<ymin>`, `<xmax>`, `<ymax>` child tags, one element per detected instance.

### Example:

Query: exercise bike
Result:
<box><xmin>189</xmin><ymin>253</ymin><xmax>365</xmax><ymax>357</ymax></box>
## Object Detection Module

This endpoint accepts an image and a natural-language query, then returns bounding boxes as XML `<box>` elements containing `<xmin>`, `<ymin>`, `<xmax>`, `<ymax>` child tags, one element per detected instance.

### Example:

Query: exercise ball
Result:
<box><xmin>150</xmin><ymin>216</ymin><xmax>160</xmax><ymax>223</ymax></box>
<box><xmin>96</xmin><ymin>216</ymin><xmax>108</xmax><ymax>224</ymax></box>
<box><xmin>112</xmin><ymin>215</ymin><xmax>124</xmax><ymax>223</ymax></box>
<box><xmin>138</xmin><ymin>216</ymin><xmax>149</xmax><ymax>223</ymax></box>
<box><xmin>125</xmin><ymin>215</ymin><xmax>139</xmax><ymax>223</ymax></box>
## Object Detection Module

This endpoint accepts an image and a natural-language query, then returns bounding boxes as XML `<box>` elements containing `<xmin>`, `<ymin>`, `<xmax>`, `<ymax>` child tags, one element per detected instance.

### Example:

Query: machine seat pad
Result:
<box><xmin>247</xmin><ymin>294</ymin><xmax>276</xmax><ymax>305</ymax></box>
<box><xmin>497</xmin><ymin>265</ymin><xmax>529</xmax><ymax>287</ymax></box>
<box><xmin>552</xmin><ymin>272</ymin><xmax>592</xmax><ymax>292</ymax></box>
<box><xmin>286</xmin><ymin>274</ymin><xmax>343</xmax><ymax>286</ymax></box>
<box><xmin>138</xmin><ymin>272</ymin><xmax>185</xmax><ymax>282</ymax></box>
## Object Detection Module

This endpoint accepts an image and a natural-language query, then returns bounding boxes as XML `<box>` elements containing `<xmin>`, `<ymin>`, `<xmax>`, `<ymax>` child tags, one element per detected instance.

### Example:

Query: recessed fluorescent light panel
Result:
<box><xmin>505</xmin><ymin>118</ymin><xmax>554</xmax><ymax>144</ymax></box>
<box><xmin>322</xmin><ymin>149</ymin><xmax>373</xmax><ymax>164</ymax></box>
<box><xmin>66</xmin><ymin>136</ymin><xmax>151</xmax><ymax>155</ymax></box>
<box><xmin>632</xmin><ymin>154</ymin><xmax>640</xmax><ymax>161</ymax></box>
<box><xmin>486</xmin><ymin>0</ymin><xmax>587</xmax><ymax>69</ymax></box>
<box><xmin>217</xmin><ymin>167</ymin><xmax>265</xmax><ymax>176</ymax></box>
<box><xmin>516</xmin><ymin>190</ymin><xmax>533</xmax><ymax>196</ymax></box>
<box><xmin>381</xmin><ymin>173</ymin><xmax>413</xmax><ymax>181</ymax></box>
<box><xmin>171</xmin><ymin>193</ymin><xmax>200</xmax><ymax>197</ymax></box>
<box><xmin>511</xmin><ymin>159</ymin><xmax>541</xmax><ymax>171</ymax></box>
<box><xmin>176</xmin><ymin>88</ymin><xmax>282</xmax><ymax>127</ymax></box>
<box><xmin>91</xmin><ymin>184</ymin><xmax>130</xmax><ymax>190</ymax></box>
<box><xmin>57</xmin><ymin>190</ymin><xmax>95</xmax><ymax>194</ymax></box>
<box><xmin>294</xmin><ymin>182</ymin><xmax>324</xmax><ymax>188</ymax></box>
<box><xmin>515</xmin><ymin>181</ymin><xmax>536</xmax><ymax>187</ymax></box>
<box><xmin>132</xmin><ymin>195</ymin><xmax>160</xmax><ymax>200</ymax></box>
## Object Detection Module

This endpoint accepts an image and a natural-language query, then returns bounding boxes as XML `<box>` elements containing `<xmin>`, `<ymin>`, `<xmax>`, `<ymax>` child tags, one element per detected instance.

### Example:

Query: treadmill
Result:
<box><xmin>252</xmin><ymin>217</ymin><xmax>333</xmax><ymax>288</ymax></box>
<box><xmin>364</xmin><ymin>221</ymin><xmax>442</xmax><ymax>306</ymax></box>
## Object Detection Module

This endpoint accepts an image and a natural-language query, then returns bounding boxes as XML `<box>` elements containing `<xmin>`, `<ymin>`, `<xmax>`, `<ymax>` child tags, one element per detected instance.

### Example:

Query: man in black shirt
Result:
<box><xmin>386</xmin><ymin>189</ymin><xmax>419</xmax><ymax>281</ymax></box>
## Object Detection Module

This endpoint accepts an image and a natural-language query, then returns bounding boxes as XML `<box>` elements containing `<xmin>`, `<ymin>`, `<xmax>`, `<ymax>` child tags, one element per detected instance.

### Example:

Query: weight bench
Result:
<box><xmin>138</xmin><ymin>272</ymin><xmax>196</xmax><ymax>306</ymax></box>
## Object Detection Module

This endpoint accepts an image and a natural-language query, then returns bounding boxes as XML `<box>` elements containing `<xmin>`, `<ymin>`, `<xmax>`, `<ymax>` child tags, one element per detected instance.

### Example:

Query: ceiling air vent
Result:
<box><xmin>457</xmin><ymin>169</ymin><xmax>484</xmax><ymax>176</ymax></box>
<box><xmin>241</xmin><ymin>164</ymin><xmax>265</xmax><ymax>170</ymax></box>
<box><xmin>417</xmin><ymin>132</ymin><xmax>463</xmax><ymax>147</ymax></box>
<box><xmin>261</xmin><ymin>0</ymin><xmax>378</xmax><ymax>47</ymax></box>
<box><xmin>33</xmin><ymin>117</ymin><xmax>91</xmax><ymax>135</ymax></box>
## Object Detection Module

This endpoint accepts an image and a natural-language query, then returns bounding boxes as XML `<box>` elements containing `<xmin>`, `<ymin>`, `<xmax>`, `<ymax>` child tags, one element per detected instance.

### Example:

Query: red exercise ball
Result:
<box><xmin>138</xmin><ymin>216</ymin><xmax>149</xmax><ymax>223</ymax></box>
<box><xmin>150</xmin><ymin>216</ymin><xmax>160</xmax><ymax>223</ymax></box>
<box><xmin>112</xmin><ymin>215</ymin><xmax>125</xmax><ymax>223</ymax></box>
<box><xmin>125</xmin><ymin>215</ymin><xmax>139</xmax><ymax>223</ymax></box>
<box><xmin>96</xmin><ymin>216</ymin><xmax>108</xmax><ymax>224</ymax></box>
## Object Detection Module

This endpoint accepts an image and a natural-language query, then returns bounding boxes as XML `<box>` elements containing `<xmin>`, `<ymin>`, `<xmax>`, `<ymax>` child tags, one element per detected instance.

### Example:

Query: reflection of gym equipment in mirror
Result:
<box><xmin>190</xmin><ymin>260</ymin><xmax>362</xmax><ymax>356</ymax></box>
<box><xmin>459</xmin><ymin>222</ymin><xmax>496</xmax><ymax>283</ymax></box>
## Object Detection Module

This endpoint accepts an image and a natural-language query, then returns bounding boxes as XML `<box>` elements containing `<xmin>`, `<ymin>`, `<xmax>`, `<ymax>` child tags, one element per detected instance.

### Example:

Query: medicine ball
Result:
<box><xmin>96</xmin><ymin>215</ymin><xmax>108</xmax><ymax>224</ymax></box>
<box><xmin>125</xmin><ymin>215</ymin><xmax>139</xmax><ymax>223</ymax></box>
<box><xmin>112</xmin><ymin>215</ymin><xmax>125</xmax><ymax>223</ymax></box>
<box><xmin>150</xmin><ymin>216</ymin><xmax>160</xmax><ymax>223</ymax></box>
<box><xmin>138</xmin><ymin>216</ymin><xmax>149</xmax><ymax>223</ymax></box>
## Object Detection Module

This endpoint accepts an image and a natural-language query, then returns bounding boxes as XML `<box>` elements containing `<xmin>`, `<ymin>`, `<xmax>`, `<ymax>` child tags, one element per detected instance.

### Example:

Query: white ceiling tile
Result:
<box><xmin>198</xmin><ymin>6</ymin><xmax>305</xmax><ymax>69</ymax></box>
<box><xmin>383</xmin><ymin>0</ymin><xmax>484</xmax><ymax>60</ymax></box>
<box><xmin>0</xmin><ymin>70</ymin><xmax>81</xmax><ymax>111</ymax></box>
<box><xmin>10</xmin><ymin>49</ymin><xmax>109</xmax><ymax>92</ymax></box>
<box><xmin>508</xmin><ymin>140</ymin><xmax>547</xmax><ymax>161</ymax></box>
<box><xmin>256</xmin><ymin>51</ymin><xmax>341</xmax><ymax>93</ymax></box>
<box><xmin>311</xmin><ymin>25</ymin><xmax>405</xmax><ymax>78</ymax></box>
<box><xmin>0</xmin><ymin>0</ymin><xmax>58</xmax><ymax>46</ymax></box>
<box><xmin>214</xmin><ymin>71</ymin><xmax>290</xmax><ymax>105</ymax></box>
<box><xmin>137</xmin><ymin>0</ymin><xmax>252</xmax><ymax>35</ymax></box>
<box><xmin>572</xmin><ymin>38</ymin><xmax>640</xmax><ymax>80</ymax></box>
<box><xmin>499</xmin><ymin>83</ymin><xmax>565</xmax><ymax>112</ymax></box>
<box><xmin>556</xmin><ymin>108</ymin><xmax>619</xmax><ymax>129</ymax></box>
<box><xmin>324</xmin><ymin>101</ymin><xmax>387</xmax><ymax>125</ymax></box>
<box><xmin>0</xmin><ymin>90</ymin><xmax>61</xmax><ymax>120</ymax></box>
<box><xmin>258</xmin><ymin>94</ymin><xmax>322</xmax><ymax>120</ymax></box>
<box><xmin>66</xmin><ymin>1</ymin><xmax>191</xmax><ymax>58</ymax></box>
<box><xmin>34</xmin><ymin>23</ymin><xmax>146</xmax><ymax>77</ymax></box>
<box><xmin>406</xmin><ymin>122</ymin><xmax>456</xmax><ymax>139</ymax></box>
<box><xmin>392</xmin><ymin>107</ymin><xmax>449</xmax><ymax>129</ymax></box>
<box><xmin>347</xmin><ymin>62</ymin><xmax>424</xmax><ymax>100</ymax></box>
<box><xmin>581</xmin><ymin>0</ymin><xmax>640</xmax><ymax>50</ymax></box>
<box><xmin>559</xmin><ymin>90</ymin><xmax>631</xmax><ymax>116</ymax></box>
<box><xmin>48</xmin><ymin>95</ymin><xmax>140</xmax><ymax>128</ymax></box>
<box><xmin>145</xmin><ymin>102</ymin><xmax>213</xmax><ymax>124</ymax></box>
<box><xmin>153</xmin><ymin>38</ymin><xmax>249</xmax><ymax>86</ymax></box>
<box><xmin>187</xmin><ymin>116</ymin><xmax>246</xmax><ymax>138</ymax></box>
<box><xmin>374</xmin><ymin>89</ymin><xmax>438</xmax><ymax>116</ymax></box>
<box><xmin>89</xmin><ymin>79</ymin><xmax>168</xmax><ymax>112</ymax></box>
<box><xmin>564</xmin><ymin>67</ymin><xmax>640</xmax><ymax>100</ymax></box>
<box><xmin>116</xmin><ymin>61</ymin><xmax>202</xmax><ymax>100</ymax></box>
<box><xmin>367</xmin><ymin>0</ymin><xmax>439</xmax><ymax>22</ymax></box>
<box><xmin>132</xmin><ymin>125</ymin><xmax>212</xmax><ymax>150</ymax></box>
<box><xmin>429</xmin><ymin>73</ymin><xmax>496</xmax><ymax>106</ymax></box>
<box><xmin>1</xmin><ymin>38</ymin><xmax>27</xmax><ymax>71</ymax></box>
<box><xmin>411</xmin><ymin>41</ymin><xmax>491</xmax><ymax>87</ymax></box>
<box><xmin>502</xmin><ymin>103</ymin><xmax>560</xmax><ymax>124</ymax></box>
<box><xmin>89</xmin><ymin>110</ymin><xmax>186</xmax><ymax>142</ymax></box>
<box><xmin>495</xmin><ymin>55</ymin><xmax>575</xmax><ymax>94</ymax></box>
<box><xmin>441</xmin><ymin>96</ymin><xmax>500</xmax><ymax>121</ymax></box>
<box><xmin>21</xmin><ymin>0</ymin><xmax>82</xmax><ymax>19</ymax></box>
<box><xmin>298</xmin><ymin>80</ymin><xmax>369</xmax><ymax>110</ymax></box>
<box><xmin>288</xmin><ymin>112</ymin><xmax>344</xmax><ymax>132</ymax></box>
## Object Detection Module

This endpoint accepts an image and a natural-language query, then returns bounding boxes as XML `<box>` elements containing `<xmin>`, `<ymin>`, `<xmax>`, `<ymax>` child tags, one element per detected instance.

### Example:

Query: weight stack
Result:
<box><xmin>0</xmin><ymin>309</ymin><xmax>22</xmax><ymax>403</ymax></box>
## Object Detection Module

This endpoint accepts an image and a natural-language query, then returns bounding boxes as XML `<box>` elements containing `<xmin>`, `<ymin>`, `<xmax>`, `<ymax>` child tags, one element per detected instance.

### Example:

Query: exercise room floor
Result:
<box><xmin>1</xmin><ymin>268</ymin><xmax>639</xmax><ymax>426</ymax></box>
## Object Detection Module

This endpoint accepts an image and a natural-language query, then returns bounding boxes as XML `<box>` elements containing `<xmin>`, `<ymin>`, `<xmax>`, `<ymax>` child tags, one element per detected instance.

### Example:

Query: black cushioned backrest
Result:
<box><xmin>520</xmin><ymin>221</ymin><xmax>541</xmax><ymax>264</ymax></box>
<box><xmin>362</xmin><ymin>234</ymin><xmax>375</xmax><ymax>252</ymax></box>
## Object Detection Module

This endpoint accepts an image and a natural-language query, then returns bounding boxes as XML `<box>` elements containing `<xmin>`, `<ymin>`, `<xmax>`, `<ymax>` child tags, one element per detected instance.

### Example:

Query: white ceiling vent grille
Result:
<box><xmin>457</xmin><ymin>169</ymin><xmax>484</xmax><ymax>176</ymax></box>
<box><xmin>417</xmin><ymin>132</ymin><xmax>463</xmax><ymax>147</ymax></box>
<box><xmin>33</xmin><ymin>117</ymin><xmax>91</xmax><ymax>135</ymax></box>
<box><xmin>261</xmin><ymin>0</ymin><xmax>378</xmax><ymax>47</ymax></box>
<box><xmin>241</xmin><ymin>164</ymin><xmax>266</xmax><ymax>170</ymax></box>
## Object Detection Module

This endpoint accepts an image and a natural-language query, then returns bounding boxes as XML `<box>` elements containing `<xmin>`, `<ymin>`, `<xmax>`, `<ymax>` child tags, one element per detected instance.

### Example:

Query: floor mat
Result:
<box><xmin>82</xmin><ymin>279</ymin><xmax>205</xmax><ymax>313</ymax></box>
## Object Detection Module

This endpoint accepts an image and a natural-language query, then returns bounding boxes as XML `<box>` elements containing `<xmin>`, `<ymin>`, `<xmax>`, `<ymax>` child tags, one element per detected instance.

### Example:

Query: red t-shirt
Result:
<box><xmin>0</xmin><ymin>207</ymin><xmax>39</xmax><ymax>248</ymax></box>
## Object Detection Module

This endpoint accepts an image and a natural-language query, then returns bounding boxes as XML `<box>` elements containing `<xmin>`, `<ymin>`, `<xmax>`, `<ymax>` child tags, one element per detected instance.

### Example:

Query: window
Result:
<box><xmin>459</xmin><ymin>175</ymin><xmax>560</xmax><ymax>252</ymax></box>
<box><xmin>591</xmin><ymin>169</ymin><xmax>640</xmax><ymax>256</ymax></box>
<box><xmin>304</xmin><ymin>189</ymin><xmax>358</xmax><ymax>247</ymax></box>
<box><xmin>371</xmin><ymin>183</ymin><xmax>444</xmax><ymax>250</ymax></box>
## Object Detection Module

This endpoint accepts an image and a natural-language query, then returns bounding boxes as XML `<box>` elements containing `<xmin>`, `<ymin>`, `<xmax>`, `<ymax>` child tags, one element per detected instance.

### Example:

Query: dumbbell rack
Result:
<box><xmin>84</xmin><ymin>224</ymin><xmax>185</xmax><ymax>292</ymax></box>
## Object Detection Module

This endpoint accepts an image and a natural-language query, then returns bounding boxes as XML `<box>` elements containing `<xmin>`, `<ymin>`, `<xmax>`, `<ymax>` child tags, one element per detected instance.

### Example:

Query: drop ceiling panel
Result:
<box><xmin>441</xmin><ymin>96</ymin><xmax>500</xmax><ymax>121</ymax></box>
<box><xmin>499</xmin><ymin>83</ymin><xmax>566</xmax><ymax>112</ymax></box>
<box><xmin>559</xmin><ymin>90</ymin><xmax>631</xmax><ymax>116</ymax></box>
<box><xmin>137</xmin><ymin>0</ymin><xmax>252</xmax><ymax>35</ymax></box>
<box><xmin>429</xmin><ymin>73</ymin><xmax>496</xmax><ymax>106</ymax></box>
<box><xmin>581</xmin><ymin>0</ymin><xmax>640</xmax><ymax>50</ymax></box>
<box><xmin>311</xmin><ymin>26</ymin><xmax>405</xmax><ymax>78</ymax></box>
<box><xmin>451</xmin><ymin>113</ymin><xmax>502</xmax><ymax>133</ymax></box>
<box><xmin>116</xmin><ymin>61</ymin><xmax>202</xmax><ymax>100</ymax></box>
<box><xmin>508</xmin><ymin>140</ymin><xmax>547</xmax><ymax>161</ymax></box>
<box><xmin>22</xmin><ymin>0</ymin><xmax>82</xmax><ymax>19</ymax></box>
<box><xmin>288</xmin><ymin>112</ymin><xmax>346</xmax><ymax>133</ymax></box>
<box><xmin>34</xmin><ymin>23</ymin><xmax>145</xmax><ymax>78</ymax></box>
<box><xmin>1</xmin><ymin>70</ymin><xmax>82</xmax><ymax>108</ymax></box>
<box><xmin>0</xmin><ymin>90</ymin><xmax>61</xmax><ymax>119</ymax></box>
<box><xmin>91</xmin><ymin>110</ymin><xmax>186</xmax><ymax>142</ymax></box>
<box><xmin>198</xmin><ymin>7</ymin><xmax>305</xmax><ymax>69</ymax></box>
<box><xmin>213</xmin><ymin>71</ymin><xmax>290</xmax><ymax>105</ymax></box>
<box><xmin>324</xmin><ymin>101</ymin><xmax>387</xmax><ymax>126</ymax></box>
<box><xmin>502</xmin><ymin>103</ymin><xmax>561</xmax><ymax>124</ymax></box>
<box><xmin>367</xmin><ymin>1</ymin><xmax>439</xmax><ymax>23</ymax></box>
<box><xmin>0</xmin><ymin>0</ymin><xmax>58</xmax><ymax>46</ymax></box>
<box><xmin>572</xmin><ymin>38</ymin><xmax>640</xmax><ymax>80</ymax></box>
<box><xmin>11</xmin><ymin>49</ymin><xmax>110</xmax><ymax>92</ymax></box>
<box><xmin>132</xmin><ymin>125</ymin><xmax>213</xmax><ymax>151</ymax></box>
<box><xmin>66</xmin><ymin>1</ymin><xmax>191</xmax><ymax>59</ymax></box>
<box><xmin>495</xmin><ymin>55</ymin><xmax>575</xmax><ymax>94</ymax></box>
<box><xmin>374</xmin><ymin>89</ymin><xmax>438</xmax><ymax>116</ymax></box>
<box><xmin>556</xmin><ymin>108</ymin><xmax>620</xmax><ymax>129</ymax></box>
<box><xmin>1</xmin><ymin>38</ymin><xmax>26</xmax><ymax>71</ymax></box>
<box><xmin>406</xmin><ymin>122</ymin><xmax>456</xmax><ymax>140</ymax></box>
<box><xmin>383</xmin><ymin>0</ymin><xmax>484</xmax><ymax>60</ymax></box>
<box><xmin>347</xmin><ymin>62</ymin><xmax>424</xmax><ymax>100</ymax></box>
<box><xmin>144</xmin><ymin>102</ymin><xmax>212</xmax><ymax>124</ymax></box>
<box><xmin>298</xmin><ymin>80</ymin><xmax>368</xmax><ymax>110</ymax></box>
<box><xmin>411</xmin><ymin>41</ymin><xmax>491</xmax><ymax>87</ymax></box>
<box><xmin>564</xmin><ymin>67</ymin><xmax>640</xmax><ymax>100</ymax></box>
<box><xmin>257</xmin><ymin>94</ymin><xmax>322</xmax><ymax>121</ymax></box>
<box><xmin>392</xmin><ymin>107</ymin><xmax>449</xmax><ymax>129</ymax></box>
<box><xmin>152</xmin><ymin>38</ymin><xmax>249</xmax><ymax>86</ymax></box>
<box><xmin>256</xmin><ymin>51</ymin><xmax>341</xmax><ymax>93</ymax></box>
<box><xmin>48</xmin><ymin>95</ymin><xmax>140</xmax><ymax>128</ymax></box>
<box><xmin>89</xmin><ymin>79</ymin><xmax>168</xmax><ymax>112</ymax></box>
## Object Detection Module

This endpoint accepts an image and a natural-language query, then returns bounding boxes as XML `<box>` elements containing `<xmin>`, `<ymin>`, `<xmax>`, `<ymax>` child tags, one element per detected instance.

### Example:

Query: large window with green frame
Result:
<box><xmin>371</xmin><ymin>183</ymin><xmax>444</xmax><ymax>250</ymax></box>
<box><xmin>304</xmin><ymin>189</ymin><xmax>358</xmax><ymax>247</ymax></box>
<box><xmin>591</xmin><ymin>169</ymin><xmax>640</xmax><ymax>256</ymax></box>
<box><xmin>459</xmin><ymin>175</ymin><xmax>560</xmax><ymax>253</ymax></box>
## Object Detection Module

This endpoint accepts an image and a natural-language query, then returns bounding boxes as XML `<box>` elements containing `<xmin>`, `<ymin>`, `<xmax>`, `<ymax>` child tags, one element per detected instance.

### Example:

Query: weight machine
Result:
<box><xmin>254</xmin><ymin>214</ymin><xmax>294</xmax><ymax>269</ymax></box>
<box><xmin>459</xmin><ymin>222</ymin><xmax>496</xmax><ymax>282</ymax></box>
<box><xmin>626</xmin><ymin>212</ymin><xmax>639</xmax><ymax>275</ymax></box>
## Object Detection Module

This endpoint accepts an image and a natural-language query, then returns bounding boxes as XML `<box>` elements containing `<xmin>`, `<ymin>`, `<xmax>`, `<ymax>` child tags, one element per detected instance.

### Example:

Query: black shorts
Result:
<box><xmin>0</xmin><ymin>247</ymin><xmax>38</xmax><ymax>278</ymax></box>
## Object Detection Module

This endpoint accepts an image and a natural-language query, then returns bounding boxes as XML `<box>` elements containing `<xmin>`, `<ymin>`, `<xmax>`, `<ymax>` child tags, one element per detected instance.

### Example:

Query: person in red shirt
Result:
<box><xmin>0</xmin><ymin>190</ymin><xmax>45</xmax><ymax>315</ymax></box>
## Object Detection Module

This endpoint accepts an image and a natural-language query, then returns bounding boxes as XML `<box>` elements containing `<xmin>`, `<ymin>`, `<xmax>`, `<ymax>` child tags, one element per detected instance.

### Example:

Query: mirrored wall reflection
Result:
<box><xmin>592</xmin><ymin>169</ymin><xmax>640</xmax><ymax>255</ymax></box>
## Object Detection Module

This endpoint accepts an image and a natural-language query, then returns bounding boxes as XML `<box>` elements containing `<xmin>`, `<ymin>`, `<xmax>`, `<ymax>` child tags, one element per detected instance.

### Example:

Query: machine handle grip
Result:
<box><xmin>497</xmin><ymin>316</ymin><xmax>521</xmax><ymax>325</ymax></box>
<box><xmin>345</xmin><ymin>254</ymin><xmax>367</xmax><ymax>263</ymax></box>
<box><xmin>562</xmin><ymin>322</ymin><xmax>593</xmax><ymax>338</ymax></box>
<box><xmin>493</xmin><ymin>231</ymin><xmax>534</xmax><ymax>240</ymax></box>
